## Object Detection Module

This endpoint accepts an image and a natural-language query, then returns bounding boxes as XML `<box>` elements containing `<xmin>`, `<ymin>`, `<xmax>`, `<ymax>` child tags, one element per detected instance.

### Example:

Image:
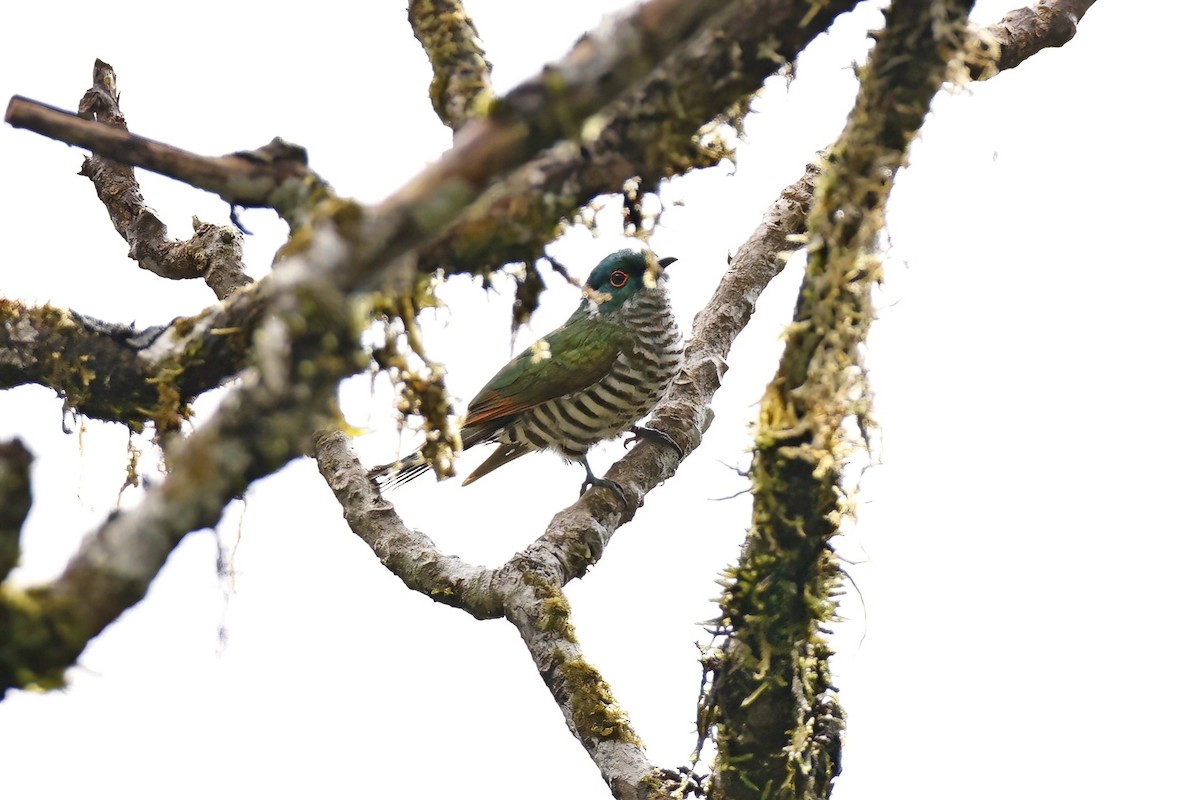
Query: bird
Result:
<box><xmin>369</xmin><ymin>248</ymin><xmax>683</xmax><ymax>504</ymax></box>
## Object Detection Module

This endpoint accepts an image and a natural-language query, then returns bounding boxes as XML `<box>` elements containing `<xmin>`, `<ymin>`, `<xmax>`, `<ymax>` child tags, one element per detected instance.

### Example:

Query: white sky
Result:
<box><xmin>2</xmin><ymin>2</ymin><xmax>1197</xmax><ymax>799</ymax></box>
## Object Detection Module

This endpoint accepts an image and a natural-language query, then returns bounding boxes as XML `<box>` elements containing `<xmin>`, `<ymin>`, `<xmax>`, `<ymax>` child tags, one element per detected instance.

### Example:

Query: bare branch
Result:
<box><xmin>0</xmin><ymin>439</ymin><xmax>32</xmax><ymax>580</ymax></box>
<box><xmin>409</xmin><ymin>0</ymin><xmax>493</xmax><ymax>131</ymax></box>
<box><xmin>965</xmin><ymin>0</ymin><xmax>1098</xmax><ymax>79</ymax></box>
<box><xmin>708</xmin><ymin>1</ymin><xmax>977</xmax><ymax>798</ymax></box>
<box><xmin>5</xmin><ymin>97</ymin><xmax>325</xmax><ymax>224</ymax></box>
<box><xmin>75</xmin><ymin>60</ymin><xmax>251</xmax><ymax>299</ymax></box>
<box><xmin>314</xmin><ymin>431</ymin><xmax>499</xmax><ymax>617</ymax></box>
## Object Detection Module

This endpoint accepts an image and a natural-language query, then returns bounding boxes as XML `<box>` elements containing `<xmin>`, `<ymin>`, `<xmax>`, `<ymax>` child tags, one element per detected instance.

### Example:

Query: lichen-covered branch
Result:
<box><xmin>499</xmin><ymin>563</ymin><xmax>657</xmax><ymax>800</ymax></box>
<box><xmin>77</xmin><ymin>59</ymin><xmax>251</xmax><ymax>300</ymax></box>
<box><xmin>316</xmin><ymin>429</ymin><xmax>658</xmax><ymax>799</ymax></box>
<box><xmin>708</xmin><ymin>2</ymin><xmax>976</xmax><ymax>799</ymax></box>
<box><xmin>0</xmin><ymin>296</ymin><xmax>260</xmax><ymax>433</ymax></box>
<box><xmin>421</xmin><ymin>0</ymin><xmax>862</xmax><ymax>274</ymax></box>
<box><xmin>0</xmin><ymin>0</ymin><xmax>725</xmax><ymax>433</ymax></box>
<box><xmin>965</xmin><ymin>0</ymin><xmax>1098</xmax><ymax>79</ymax></box>
<box><xmin>409</xmin><ymin>0</ymin><xmax>493</xmax><ymax>131</ymax></box>
<box><xmin>314</xmin><ymin>431</ymin><xmax>498</xmax><ymax>616</ymax></box>
<box><xmin>0</xmin><ymin>440</ymin><xmax>32</xmax><ymax>580</ymax></box>
<box><xmin>0</xmin><ymin>279</ymin><xmax>364</xmax><ymax>693</ymax></box>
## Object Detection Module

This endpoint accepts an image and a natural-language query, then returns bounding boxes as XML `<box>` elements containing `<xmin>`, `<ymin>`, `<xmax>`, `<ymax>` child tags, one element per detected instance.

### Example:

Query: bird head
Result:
<box><xmin>585</xmin><ymin>249</ymin><xmax>677</xmax><ymax>314</ymax></box>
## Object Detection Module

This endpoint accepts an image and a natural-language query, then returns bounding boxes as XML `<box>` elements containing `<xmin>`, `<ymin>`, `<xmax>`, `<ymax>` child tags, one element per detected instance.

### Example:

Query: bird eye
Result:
<box><xmin>609</xmin><ymin>269</ymin><xmax>629</xmax><ymax>288</ymax></box>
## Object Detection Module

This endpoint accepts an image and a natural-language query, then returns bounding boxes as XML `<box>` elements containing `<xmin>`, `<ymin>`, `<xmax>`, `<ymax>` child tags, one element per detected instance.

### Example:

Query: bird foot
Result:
<box><xmin>579</xmin><ymin>456</ymin><xmax>628</xmax><ymax>509</ymax></box>
<box><xmin>579</xmin><ymin>475</ymin><xmax>628</xmax><ymax>508</ymax></box>
<box><xmin>624</xmin><ymin>425</ymin><xmax>684</xmax><ymax>458</ymax></box>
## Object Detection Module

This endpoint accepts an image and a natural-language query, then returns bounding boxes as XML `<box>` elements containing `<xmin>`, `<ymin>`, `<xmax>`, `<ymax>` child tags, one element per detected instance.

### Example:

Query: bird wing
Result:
<box><xmin>464</xmin><ymin>310</ymin><xmax>627</xmax><ymax>429</ymax></box>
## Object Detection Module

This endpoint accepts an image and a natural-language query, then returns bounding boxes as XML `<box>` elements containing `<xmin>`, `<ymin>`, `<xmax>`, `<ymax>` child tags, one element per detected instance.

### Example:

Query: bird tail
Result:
<box><xmin>369</xmin><ymin>424</ymin><xmax>502</xmax><ymax>491</ymax></box>
<box><xmin>368</xmin><ymin>452</ymin><xmax>431</xmax><ymax>491</ymax></box>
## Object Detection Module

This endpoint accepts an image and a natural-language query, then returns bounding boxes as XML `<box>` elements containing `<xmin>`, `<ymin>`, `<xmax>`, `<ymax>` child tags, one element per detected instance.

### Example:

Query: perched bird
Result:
<box><xmin>369</xmin><ymin>249</ymin><xmax>682</xmax><ymax>503</ymax></box>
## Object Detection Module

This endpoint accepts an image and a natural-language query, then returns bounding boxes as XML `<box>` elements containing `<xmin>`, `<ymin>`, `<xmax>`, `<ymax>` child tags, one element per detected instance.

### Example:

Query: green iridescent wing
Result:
<box><xmin>465</xmin><ymin>308</ymin><xmax>629</xmax><ymax>429</ymax></box>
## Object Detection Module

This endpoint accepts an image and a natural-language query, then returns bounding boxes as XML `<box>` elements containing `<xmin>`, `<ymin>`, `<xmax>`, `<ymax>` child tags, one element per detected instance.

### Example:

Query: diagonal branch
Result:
<box><xmin>315</xmin><ymin>430</ymin><xmax>657</xmax><ymax>799</ymax></box>
<box><xmin>421</xmin><ymin>0</ymin><xmax>862</xmax><ymax>274</ymax></box>
<box><xmin>5</xmin><ymin>96</ymin><xmax>324</xmax><ymax>227</ymax></box>
<box><xmin>3</xmin><ymin>0</ymin><xmax>863</xmax><ymax>438</ymax></box>
<box><xmin>965</xmin><ymin>0</ymin><xmax>1099</xmax><ymax>79</ymax></box>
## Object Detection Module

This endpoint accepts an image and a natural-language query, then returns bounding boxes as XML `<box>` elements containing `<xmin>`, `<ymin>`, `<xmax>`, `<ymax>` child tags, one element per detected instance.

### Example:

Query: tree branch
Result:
<box><xmin>421</xmin><ymin>0</ymin><xmax>862</xmax><ymax>274</ymax></box>
<box><xmin>76</xmin><ymin>59</ymin><xmax>251</xmax><ymax>299</ymax></box>
<box><xmin>965</xmin><ymin>0</ymin><xmax>1099</xmax><ymax>79</ymax></box>
<box><xmin>5</xmin><ymin>96</ymin><xmax>327</xmax><ymax>229</ymax></box>
<box><xmin>0</xmin><ymin>296</ymin><xmax>263</xmax><ymax>433</ymax></box>
<box><xmin>0</xmin><ymin>439</ymin><xmax>32</xmax><ymax>580</ymax></box>
<box><xmin>409</xmin><ymin>0</ymin><xmax>493</xmax><ymax>132</ymax></box>
<box><xmin>315</xmin><ymin>429</ymin><xmax>659</xmax><ymax>798</ymax></box>
<box><xmin>314</xmin><ymin>430</ymin><xmax>499</xmax><ymax>617</ymax></box>
<box><xmin>709</xmin><ymin>1</ymin><xmax>976</xmax><ymax>798</ymax></box>
<box><xmin>0</xmin><ymin>281</ymin><xmax>363</xmax><ymax>694</ymax></box>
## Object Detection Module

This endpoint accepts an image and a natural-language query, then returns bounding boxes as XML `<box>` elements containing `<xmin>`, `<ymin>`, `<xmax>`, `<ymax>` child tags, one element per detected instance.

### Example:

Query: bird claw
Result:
<box><xmin>580</xmin><ymin>457</ymin><xmax>628</xmax><ymax>509</ymax></box>
<box><xmin>624</xmin><ymin>425</ymin><xmax>684</xmax><ymax>458</ymax></box>
<box><xmin>579</xmin><ymin>475</ymin><xmax>628</xmax><ymax>509</ymax></box>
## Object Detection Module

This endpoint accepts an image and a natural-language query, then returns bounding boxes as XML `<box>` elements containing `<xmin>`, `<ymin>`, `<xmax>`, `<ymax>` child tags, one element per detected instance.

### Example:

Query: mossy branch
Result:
<box><xmin>409</xmin><ymin>0</ymin><xmax>493</xmax><ymax>131</ymax></box>
<box><xmin>0</xmin><ymin>440</ymin><xmax>32</xmax><ymax>580</ymax></box>
<box><xmin>1</xmin><ymin>2</ymin><xmax>1092</xmax><ymax>440</ymax></box>
<box><xmin>709</xmin><ymin>2</ymin><xmax>977</xmax><ymax>799</ymax></box>
<box><xmin>421</xmin><ymin>0</ymin><xmax>863</xmax><ymax>274</ymax></box>
<box><xmin>0</xmin><ymin>282</ymin><xmax>364</xmax><ymax>694</ymax></box>
<box><xmin>0</xmin><ymin>296</ymin><xmax>260</xmax><ymax>434</ymax></box>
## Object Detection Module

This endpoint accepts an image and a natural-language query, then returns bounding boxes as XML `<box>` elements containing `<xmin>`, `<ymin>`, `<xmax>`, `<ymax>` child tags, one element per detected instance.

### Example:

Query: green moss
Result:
<box><xmin>536</xmin><ymin>592</ymin><xmax>575</xmax><ymax>639</ymax></box>
<box><xmin>0</xmin><ymin>585</ymin><xmax>79</xmax><ymax>692</ymax></box>
<box><xmin>558</xmin><ymin>654</ymin><xmax>642</xmax><ymax>745</ymax></box>
<box><xmin>709</xmin><ymin>3</ymin><xmax>973</xmax><ymax>797</ymax></box>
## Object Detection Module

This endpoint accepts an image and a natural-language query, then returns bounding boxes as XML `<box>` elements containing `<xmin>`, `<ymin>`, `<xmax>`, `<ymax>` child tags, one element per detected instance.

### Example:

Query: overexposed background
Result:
<box><xmin>2</xmin><ymin>2</ymin><xmax>1197</xmax><ymax>798</ymax></box>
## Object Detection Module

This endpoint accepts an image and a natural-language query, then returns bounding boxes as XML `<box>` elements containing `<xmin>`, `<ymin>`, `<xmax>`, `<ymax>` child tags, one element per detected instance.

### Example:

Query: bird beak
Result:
<box><xmin>645</xmin><ymin>255</ymin><xmax>676</xmax><ymax>289</ymax></box>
